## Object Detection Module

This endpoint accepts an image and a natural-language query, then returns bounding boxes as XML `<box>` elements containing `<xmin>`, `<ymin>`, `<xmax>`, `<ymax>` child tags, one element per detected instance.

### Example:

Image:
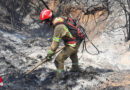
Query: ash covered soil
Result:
<box><xmin>0</xmin><ymin>26</ymin><xmax>130</xmax><ymax>90</ymax></box>
<box><xmin>0</xmin><ymin>0</ymin><xmax>130</xmax><ymax>89</ymax></box>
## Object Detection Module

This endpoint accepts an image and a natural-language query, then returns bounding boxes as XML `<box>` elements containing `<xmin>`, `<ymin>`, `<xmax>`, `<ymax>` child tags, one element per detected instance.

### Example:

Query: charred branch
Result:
<box><xmin>84</xmin><ymin>4</ymin><xmax>108</xmax><ymax>15</ymax></box>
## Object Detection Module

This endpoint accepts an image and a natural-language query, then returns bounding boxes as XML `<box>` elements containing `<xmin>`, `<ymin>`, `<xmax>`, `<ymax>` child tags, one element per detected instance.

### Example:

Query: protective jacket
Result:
<box><xmin>47</xmin><ymin>17</ymin><xmax>84</xmax><ymax>55</ymax></box>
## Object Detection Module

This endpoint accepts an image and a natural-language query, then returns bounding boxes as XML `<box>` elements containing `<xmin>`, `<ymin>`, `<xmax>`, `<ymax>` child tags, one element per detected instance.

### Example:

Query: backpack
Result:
<box><xmin>63</xmin><ymin>17</ymin><xmax>87</xmax><ymax>40</ymax></box>
<box><xmin>54</xmin><ymin>17</ymin><xmax>100</xmax><ymax>55</ymax></box>
<box><xmin>63</xmin><ymin>17</ymin><xmax>100</xmax><ymax>55</ymax></box>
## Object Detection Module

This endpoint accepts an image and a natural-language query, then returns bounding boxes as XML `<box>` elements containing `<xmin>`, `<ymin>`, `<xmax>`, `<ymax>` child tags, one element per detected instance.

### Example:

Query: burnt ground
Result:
<box><xmin>0</xmin><ymin>28</ymin><xmax>130</xmax><ymax>90</ymax></box>
<box><xmin>0</xmin><ymin>0</ymin><xmax>130</xmax><ymax>90</ymax></box>
<box><xmin>0</xmin><ymin>66</ymin><xmax>130</xmax><ymax>90</ymax></box>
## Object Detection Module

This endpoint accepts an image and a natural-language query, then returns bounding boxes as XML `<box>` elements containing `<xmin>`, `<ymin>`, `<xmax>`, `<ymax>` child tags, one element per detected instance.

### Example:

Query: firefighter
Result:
<box><xmin>40</xmin><ymin>9</ymin><xmax>83</xmax><ymax>80</ymax></box>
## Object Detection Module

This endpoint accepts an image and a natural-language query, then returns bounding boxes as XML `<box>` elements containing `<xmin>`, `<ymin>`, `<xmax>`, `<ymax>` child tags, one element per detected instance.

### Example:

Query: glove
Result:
<box><xmin>46</xmin><ymin>54</ymin><xmax>53</xmax><ymax>61</ymax></box>
<box><xmin>46</xmin><ymin>50</ymin><xmax>54</xmax><ymax>61</ymax></box>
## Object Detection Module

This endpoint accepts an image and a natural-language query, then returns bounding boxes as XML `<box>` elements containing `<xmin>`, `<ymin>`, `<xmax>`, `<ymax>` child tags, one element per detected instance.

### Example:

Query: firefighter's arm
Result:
<box><xmin>46</xmin><ymin>24</ymin><xmax>67</xmax><ymax>60</ymax></box>
<box><xmin>46</xmin><ymin>40</ymin><xmax>60</xmax><ymax>60</ymax></box>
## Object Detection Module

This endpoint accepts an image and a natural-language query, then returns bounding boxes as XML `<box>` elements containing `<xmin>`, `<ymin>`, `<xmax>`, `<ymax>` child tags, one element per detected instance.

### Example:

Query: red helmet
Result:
<box><xmin>40</xmin><ymin>9</ymin><xmax>52</xmax><ymax>21</ymax></box>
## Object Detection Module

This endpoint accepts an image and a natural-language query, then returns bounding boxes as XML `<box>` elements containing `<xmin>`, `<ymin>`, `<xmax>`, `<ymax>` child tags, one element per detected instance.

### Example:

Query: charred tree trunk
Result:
<box><xmin>126</xmin><ymin>0</ymin><xmax>130</xmax><ymax>41</ymax></box>
<box><xmin>128</xmin><ymin>14</ymin><xmax>130</xmax><ymax>41</ymax></box>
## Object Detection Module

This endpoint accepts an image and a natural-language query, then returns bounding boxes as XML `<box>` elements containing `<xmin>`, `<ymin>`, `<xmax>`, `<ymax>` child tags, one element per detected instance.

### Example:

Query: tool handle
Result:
<box><xmin>26</xmin><ymin>58</ymin><xmax>46</xmax><ymax>74</ymax></box>
<box><xmin>26</xmin><ymin>46</ymin><xmax>65</xmax><ymax>74</ymax></box>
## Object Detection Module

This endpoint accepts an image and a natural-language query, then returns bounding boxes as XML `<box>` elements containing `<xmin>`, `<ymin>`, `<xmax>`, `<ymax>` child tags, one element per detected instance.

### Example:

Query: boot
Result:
<box><xmin>70</xmin><ymin>65</ymin><xmax>82</xmax><ymax>72</ymax></box>
<box><xmin>56</xmin><ymin>70</ymin><xmax>65</xmax><ymax>81</ymax></box>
